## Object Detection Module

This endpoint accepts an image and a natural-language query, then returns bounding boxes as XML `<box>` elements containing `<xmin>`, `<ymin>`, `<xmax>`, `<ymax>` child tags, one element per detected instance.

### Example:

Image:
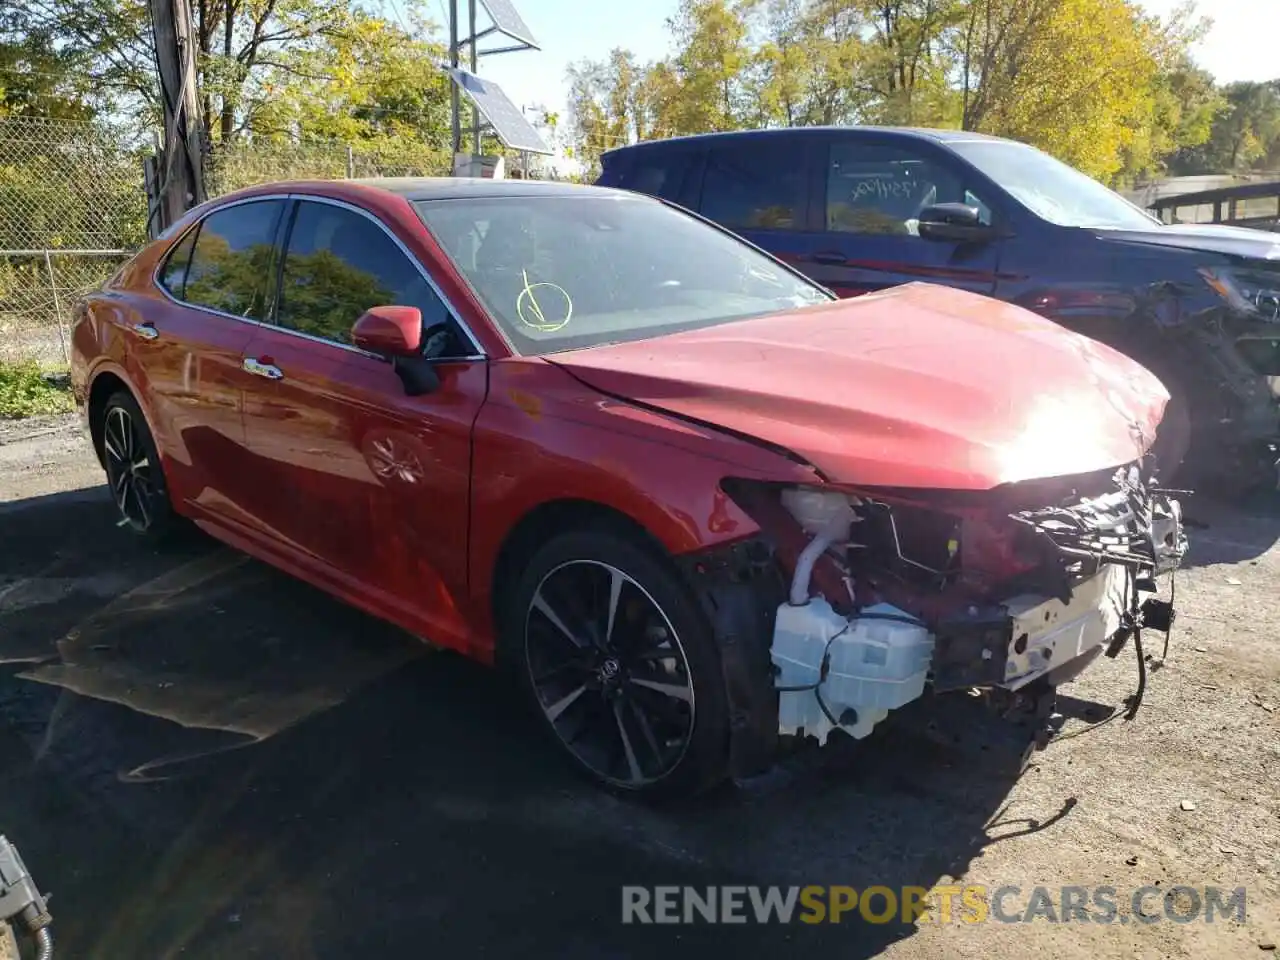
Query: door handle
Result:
<box><xmin>243</xmin><ymin>357</ymin><xmax>284</xmax><ymax>380</ymax></box>
<box><xmin>809</xmin><ymin>251</ymin><xmax>847</xmax><ymax>265</ymax></box>
<box><xmin>132</xmin><ymin>322</ymin><xmax>159</xmax><ymax>340</ymax></box>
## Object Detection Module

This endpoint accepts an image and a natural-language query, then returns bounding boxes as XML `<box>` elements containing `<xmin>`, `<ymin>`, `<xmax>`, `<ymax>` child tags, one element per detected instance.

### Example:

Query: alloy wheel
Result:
<box><xmin>102</xmin><ymin>405</ymin><xmax>159</xmax><ymax>530</ymax></box>
<box><xmin>523</xmin><ymin>559</ymin><xmax>696</xmax><ymax>788</ymax></box>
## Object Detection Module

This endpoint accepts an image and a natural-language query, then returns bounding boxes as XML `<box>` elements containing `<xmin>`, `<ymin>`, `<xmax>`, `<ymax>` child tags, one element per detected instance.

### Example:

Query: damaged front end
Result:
<box><xmin>687</xmin><ymin>463</ymin><xmax>1187</xmax><ymax>778</ymax></box>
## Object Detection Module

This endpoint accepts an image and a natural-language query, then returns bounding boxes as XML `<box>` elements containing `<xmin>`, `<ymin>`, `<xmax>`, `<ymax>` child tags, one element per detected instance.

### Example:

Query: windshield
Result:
<box><xmin>414</xmin><ymin>193</ymin><xmax>832</xmax><ymax>356</ymax></box>
<box><xmin>950</xmin><ymin>140</ymin><xmax>1161</xmax><ymax>230</ymax></box>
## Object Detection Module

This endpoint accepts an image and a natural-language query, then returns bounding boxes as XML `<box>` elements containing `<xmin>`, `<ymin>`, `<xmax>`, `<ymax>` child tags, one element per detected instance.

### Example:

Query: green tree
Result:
<box><xmin>1206</xmin><ymin>81</ymin><xmax>1280</xmax><ymax>171</ymax></box>
<box><xmin>0</xmin><ymin>9</ymin><xmax>98</xmax><ymax>120</ymax></box>
<box><xmin>21</xmin><ymin>0</ymin><xmax>454</xmax><ymax>150</ymax></box>
<box><xmin>751</xmin><ymin>0</ymin><xmax>874</xmax><ymax>127</ymax></box>
<box><xmin>949</xmin><ymin>0</ymin><xmax>1169</xmax><ymax>180</ymax></box>
<box><xmin>861</xmin><ymin>0</ymin><xmax>962</xmax><ymax>125</ymax></box>
<box><xmin>1119</xmin><ymin>57</ymin><xmax>1223</xmax><ymax>183</ymax></box>
<box><xmin>252</xmin><ymin>9</ymin><xmax>450</xmax><ymax>147</ymax></box>
<box><xmin>661</xmin><ymin>0</ymin><xmax>755</xmax><ymax>132</ymax></box>
<box><xmin>556</xmin><ymin>0</ymin><xmax>1222</xmax><ymax>185</ymax></box>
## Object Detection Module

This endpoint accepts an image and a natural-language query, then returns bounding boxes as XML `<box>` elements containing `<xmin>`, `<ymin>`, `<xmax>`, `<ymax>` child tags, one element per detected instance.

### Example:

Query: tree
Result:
<box><xmin>942</xmin><ymin>0</ymin><xmax>1168</xmax><ymax>180</ymax></box>
<box><xmin>1120</xmin><ymin>57</ymin><xmax>1223</xmax><ymax>182</ymax></box>
<box><xmin>861</xmin><ymin>0</ymin><xmax>962</xmax><ymax>125</ymax></box>
<box><xmin>556</xmin><ymin>0</ymin><xmax>1245</xmax><ymax>185</ymax></box>
<box><xmin>565</xmin><ymin>47</ymin><xmax>676</xmax><ymax>174</ymax></box>
<box><xmin>1212</xmin><ymin>81</ymin><xmax>1280</xmax><ymax>170</ymax></box>
<box><xmin>750</xmin><ymin>0</ymin><xmax>874</xmax><ymax>127</ymax></box>
<box><xmin>661</xmin><ymin>0</ymin><xmax>755</xmax><ymax>132</ymax></box>
<box><xmin>565</xmin><ymin>56</ymin><xmax>628</xmax><ymax>175</ymax></box>
<box><xmin>25</xmin><ymin>0</ymin><xmax>166</xmax><ymax>121</ymax></box>
<box><xmin>0</xmin><ymin>9</ymin><xmax>98</xmax><ymax>120</ymax></box>
<box><xmin>251</xmin><ymin>8</ymin><xmax>451</xmax><ymax>147</ymax></box>
<box><xmin>20</xmin><ymin>0</ymin><xmax>454</xmax><ymax>150</ymax></box>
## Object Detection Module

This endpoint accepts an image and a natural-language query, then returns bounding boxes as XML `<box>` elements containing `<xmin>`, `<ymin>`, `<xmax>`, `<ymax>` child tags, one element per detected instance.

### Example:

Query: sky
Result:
<box><xmin>420</xmin><ymin>0</ymin><xmax>1278</xmax><ymax>138</ymax></box>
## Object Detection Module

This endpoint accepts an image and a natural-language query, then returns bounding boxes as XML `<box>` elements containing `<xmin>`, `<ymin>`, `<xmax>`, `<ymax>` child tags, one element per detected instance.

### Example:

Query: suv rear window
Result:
<box><xmin>613</xmin><ymin>154</ymin><xmax>690</xmax><ymax>201</ymax></box>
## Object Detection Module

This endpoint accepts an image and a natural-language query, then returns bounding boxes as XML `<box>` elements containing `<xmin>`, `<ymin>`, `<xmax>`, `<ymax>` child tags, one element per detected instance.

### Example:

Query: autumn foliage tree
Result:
<box><xmin>567</xmin><ymin>0</ymin><xmax>1237</xmax><ymax>185</ymax></box>
<box><xmin>14</xmin><ymin>0</ymin><xmax>453</xmax><ymax>156</ymax></box>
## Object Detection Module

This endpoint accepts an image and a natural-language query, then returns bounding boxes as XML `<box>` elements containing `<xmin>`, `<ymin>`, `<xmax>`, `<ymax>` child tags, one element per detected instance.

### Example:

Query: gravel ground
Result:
<box><xmin>0</xmin><ymin>413</ymin><xmax>1276</xmax><ymax>959</ymax></box>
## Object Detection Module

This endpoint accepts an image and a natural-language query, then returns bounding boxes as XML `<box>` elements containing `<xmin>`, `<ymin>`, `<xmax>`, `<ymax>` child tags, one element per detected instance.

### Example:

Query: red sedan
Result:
<box><xmin>70</xmin><ymin>178</ymin><xmax>1187</xmax><ymax>797</ymax></box>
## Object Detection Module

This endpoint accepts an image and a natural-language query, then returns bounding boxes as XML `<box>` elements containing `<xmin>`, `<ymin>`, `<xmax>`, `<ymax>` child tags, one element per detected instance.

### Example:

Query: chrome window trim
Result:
<box><xmin>151</xmin><ymin>191</ymin><xmax>488</xmax><ymax>361</ymax></box>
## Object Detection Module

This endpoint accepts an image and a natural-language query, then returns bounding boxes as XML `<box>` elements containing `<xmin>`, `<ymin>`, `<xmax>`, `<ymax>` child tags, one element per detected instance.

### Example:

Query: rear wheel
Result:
<box><xmin>98</xmin><ymin>390</ymin><xmax>177</xmax><ymax>539</ymax></box>
<box><xmin>505</xmin><ymin>528</ymin><xmax>730</xmax><ymax>799</ymax></box>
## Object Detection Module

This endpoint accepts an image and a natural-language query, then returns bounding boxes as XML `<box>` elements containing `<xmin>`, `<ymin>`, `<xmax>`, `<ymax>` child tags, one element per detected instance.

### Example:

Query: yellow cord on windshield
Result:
<box><xmin>516</xmin><ymin>267</ymin><xmax>573</xmax><ymax>333</ymax></box>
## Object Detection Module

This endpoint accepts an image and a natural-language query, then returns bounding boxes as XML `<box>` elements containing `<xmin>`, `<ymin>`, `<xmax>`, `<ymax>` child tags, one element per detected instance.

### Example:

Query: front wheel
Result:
<box><xmin>505</xmin><ymin>529</ymin><xmax>730</xmax><ymax>799</ymax></box>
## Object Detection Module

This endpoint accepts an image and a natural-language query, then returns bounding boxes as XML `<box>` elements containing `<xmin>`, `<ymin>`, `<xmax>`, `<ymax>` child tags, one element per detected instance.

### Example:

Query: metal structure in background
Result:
<box><xmin>446</xmin><ymin>68</ymin><xmax>553</xmax><ymax>154</ymax></box>
<box><xmin>448</xmin><ymin>0</ymin><xmax>550</xmax><ymax>170</ymax></box>
<box><xmin>1148</xmin><ymin>180</ymin><xmax>1280</xmax><ymax>232</ymax></box>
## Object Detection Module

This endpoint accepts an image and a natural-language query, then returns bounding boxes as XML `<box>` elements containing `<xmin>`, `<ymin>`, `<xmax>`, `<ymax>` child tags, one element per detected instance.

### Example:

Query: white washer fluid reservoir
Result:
<box><xmin>771</xmin><ymin>599</ymin><xmax>935</xmax><ymax>745</ymax></box>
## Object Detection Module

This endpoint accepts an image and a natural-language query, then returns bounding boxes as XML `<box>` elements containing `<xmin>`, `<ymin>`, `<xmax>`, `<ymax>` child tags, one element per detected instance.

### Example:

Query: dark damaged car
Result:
<box><xmin>597</xmin><ymin>127</ymin><xmax>1280</xmax><ymax>490</ymax></box>
<box><xmin>70</xmin><ymin>179</ymin><xmax>1187</xmax><ymax>797</ymax></box>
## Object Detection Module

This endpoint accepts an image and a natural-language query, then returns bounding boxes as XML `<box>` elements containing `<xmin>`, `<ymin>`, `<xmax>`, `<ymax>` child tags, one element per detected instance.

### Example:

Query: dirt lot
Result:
<box><xmin>0</xmin><ymin>413</ymin><xmax>1277</xmax><ymax>959</ymax></box>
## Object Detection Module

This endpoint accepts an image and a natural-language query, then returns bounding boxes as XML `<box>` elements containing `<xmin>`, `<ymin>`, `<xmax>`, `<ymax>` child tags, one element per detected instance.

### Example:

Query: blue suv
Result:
<box><xmin>597</xmin><ymin>127</ymin><xmax>1280</xmax><ymax>490</ymax></box>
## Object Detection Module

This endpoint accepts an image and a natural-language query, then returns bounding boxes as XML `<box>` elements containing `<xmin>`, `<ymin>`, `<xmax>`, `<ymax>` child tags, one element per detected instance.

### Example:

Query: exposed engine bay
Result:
<box><xmin>695</xmin><ymin>461</ymin><xmax>1187</xmax><ymax>775</ymax></box>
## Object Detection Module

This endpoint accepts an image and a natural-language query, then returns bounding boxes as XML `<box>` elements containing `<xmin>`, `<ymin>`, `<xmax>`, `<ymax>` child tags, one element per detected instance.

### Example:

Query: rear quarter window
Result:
<box><xmin>609</xmin><ymin>152</ymin><xmax>694</xmax><ymax>203</ymax></box>
<box><xmin>157</xmin><ymin>227</ymin><xmax>198</xmax><ymax>297</ymax></box>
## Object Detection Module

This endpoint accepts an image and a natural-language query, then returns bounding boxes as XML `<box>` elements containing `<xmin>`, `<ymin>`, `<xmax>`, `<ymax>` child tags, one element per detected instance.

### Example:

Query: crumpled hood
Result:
<box><xmin>547</xmin><ymin>283</ymin><xmax>1171</xmax><ymax>490</ymax></box>
<box><xmin>1096</xmin><ymin>222</ymin><xmax>1280</xmax><ymax>261</ymax></box>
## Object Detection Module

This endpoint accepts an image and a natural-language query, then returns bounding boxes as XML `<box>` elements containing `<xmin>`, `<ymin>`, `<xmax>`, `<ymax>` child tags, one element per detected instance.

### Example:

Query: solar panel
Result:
<box><xmin>448</xmin><ymin>68</ymin><xmax>552</xmax><ymax>155</ymax></box>
<box><xmin>478</xmin><ymin>0</ymin><xmax>538</xmax><ymax>48</ymax></box>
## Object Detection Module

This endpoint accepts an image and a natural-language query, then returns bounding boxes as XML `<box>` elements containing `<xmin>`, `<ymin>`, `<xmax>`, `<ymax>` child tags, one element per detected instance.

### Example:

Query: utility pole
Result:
<box><xmin>468</xmin><ymin>0</ymin><xmax>480</xmax><ymax>155</ymax></box>
<box><xmin>149</xmin><ymin>0</ymin><xmax>205</xmax><ymax>231</ymax></box>
<box><xmin>449</xmin><ymin>0</ymin><xmax>461</xmax><ymax>158</ymax></box>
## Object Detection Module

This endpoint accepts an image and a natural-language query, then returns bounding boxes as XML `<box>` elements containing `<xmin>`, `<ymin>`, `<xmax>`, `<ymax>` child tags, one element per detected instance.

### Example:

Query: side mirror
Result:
<box><xmin>917</xmin><ymin>203</ymin><xmax>995</xmax><ymax>243</ymax></box>
<box><xmin>352</xmin><ymin>305</ymin><xmax>423</xmax><ymax>357</ymax></box>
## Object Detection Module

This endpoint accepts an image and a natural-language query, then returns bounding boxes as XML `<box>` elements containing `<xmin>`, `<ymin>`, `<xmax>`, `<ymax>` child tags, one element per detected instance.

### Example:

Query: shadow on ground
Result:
<box><xmin>0</xmin><ymin>490</ymin><xmax>1075</xmax><ymax>959</ymax></box>
<box><xmin>1177</xmin><ymin>487</ymin><xmax>1280</xmax><ymax>568</ymax></box>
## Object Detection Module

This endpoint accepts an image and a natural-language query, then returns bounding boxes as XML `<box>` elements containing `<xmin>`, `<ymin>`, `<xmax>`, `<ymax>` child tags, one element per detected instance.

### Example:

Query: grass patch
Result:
<box><xmin>0</xmin><ymin>361</ymin><xmax>74</xmax><ymax>419</ymax></box>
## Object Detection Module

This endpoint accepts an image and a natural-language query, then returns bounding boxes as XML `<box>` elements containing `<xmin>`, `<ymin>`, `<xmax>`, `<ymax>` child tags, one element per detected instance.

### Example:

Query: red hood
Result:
<box><xmin>547</xmin><ymin>283</ymin><xmax>1170</xmax><ymax>490</ymax></box>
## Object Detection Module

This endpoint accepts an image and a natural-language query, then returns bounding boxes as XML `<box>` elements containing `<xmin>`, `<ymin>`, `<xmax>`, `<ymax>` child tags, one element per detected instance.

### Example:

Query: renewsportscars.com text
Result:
<box><xmin>621</xmin><ymin>884</ymin><xmax>1247</xmax><ymax>925</ymax></box>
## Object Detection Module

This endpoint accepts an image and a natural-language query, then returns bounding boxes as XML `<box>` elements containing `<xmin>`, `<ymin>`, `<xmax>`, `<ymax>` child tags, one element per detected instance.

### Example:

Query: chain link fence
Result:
<box><xmin>2</xmin><ymin>118</ymin><xmax>453</xmax><ymax>369</ymax></box>
<box><xmin>0</xmin><ymin>117</ymin><xmax>147</xmax><ymax>367</ymax></box>
<box><xmin>204</xmin><ymin>139</ymin><xmax>452</xmax><ymax>196</ymax></box>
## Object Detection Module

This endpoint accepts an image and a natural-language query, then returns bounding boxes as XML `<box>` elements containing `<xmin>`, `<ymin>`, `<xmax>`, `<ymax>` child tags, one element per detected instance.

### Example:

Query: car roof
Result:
<box><xmin>601</xmin><ymin>126</ymin><xmax>1015</xmax><ymax>160</ymax></box>
<box><xmin>227</xmin><ymin>176</ymin><xmax>636</xmax><ymax>203</ymax></box>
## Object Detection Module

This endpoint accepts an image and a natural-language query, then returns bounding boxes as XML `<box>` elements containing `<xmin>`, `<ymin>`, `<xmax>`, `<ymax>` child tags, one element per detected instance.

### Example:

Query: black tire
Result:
<box><xmin>504</xmin><ymin>527</ymin><xmax>730</xmax><ymax>799</ymax></box>
<box><xmin>1151</xmin><ymin>372</ymin><xmax>1277</xmax><ymax>498</ymax></box>
<box><xmin>97</xmin><ymin>390</ymin><xmax>178</xmax><ymax>539</ymax></box>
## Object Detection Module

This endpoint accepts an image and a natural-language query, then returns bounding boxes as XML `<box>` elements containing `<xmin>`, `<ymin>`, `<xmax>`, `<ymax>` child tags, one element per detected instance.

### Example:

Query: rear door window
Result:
<box><xmin>183</xmin><ymin>200</ymin><xmax>284</xmax><ymax>319</ymax></box>
<box><xmin>700</xmin><ymin>140</ymin><xmax>805</xmax><ymax>232</ymax></box>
